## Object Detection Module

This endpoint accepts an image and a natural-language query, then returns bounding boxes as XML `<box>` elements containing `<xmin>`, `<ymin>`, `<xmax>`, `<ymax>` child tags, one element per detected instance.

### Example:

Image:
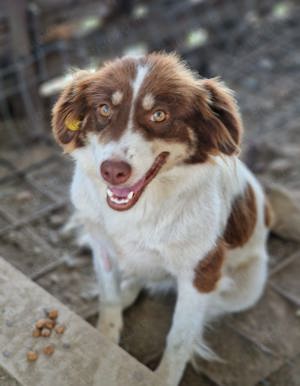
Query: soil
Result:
<box><xmin>0</xmin><ymin>1</ymin><xmax>299</xmax><ymax>385</ymax></box>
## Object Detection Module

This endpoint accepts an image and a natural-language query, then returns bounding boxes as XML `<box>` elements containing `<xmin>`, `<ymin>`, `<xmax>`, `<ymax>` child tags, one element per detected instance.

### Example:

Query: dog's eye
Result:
<box><xmin>151</xmin><ymin>110</ymin><xmax>167</xmax><ymax>122</ymax></box>
<box><xmin>99</xmin><ymin>104</ymin><xmax>111</xmax><ymax>117</ymax></box>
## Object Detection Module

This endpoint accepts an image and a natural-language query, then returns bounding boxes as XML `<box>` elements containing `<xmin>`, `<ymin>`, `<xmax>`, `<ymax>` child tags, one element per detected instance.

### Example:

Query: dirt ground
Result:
<box><xmin>0</xmin><ymin>1</ymin><xmax>300</xmax><ymax>385</ymax></box>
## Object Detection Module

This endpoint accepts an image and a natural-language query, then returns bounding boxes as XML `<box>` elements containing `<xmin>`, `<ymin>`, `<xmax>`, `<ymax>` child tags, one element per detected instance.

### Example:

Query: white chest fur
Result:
<box><xmin>70</xmin><ymin>156</ymin><xmax>248</xmax><ymax>279</ymax></box>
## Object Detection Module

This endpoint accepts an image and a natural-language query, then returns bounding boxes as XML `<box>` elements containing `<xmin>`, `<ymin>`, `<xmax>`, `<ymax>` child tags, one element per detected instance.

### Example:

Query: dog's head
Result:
<box><xmin>52</xmin><ymin>53</ymin><xmax>242</xmax><ymax>211</ymax></box>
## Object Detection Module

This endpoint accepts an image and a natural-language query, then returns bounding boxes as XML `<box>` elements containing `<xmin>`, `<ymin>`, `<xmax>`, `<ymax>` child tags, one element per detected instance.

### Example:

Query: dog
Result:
<box><xmin>52</xmin><ymin>52</ymin><xmax>271</xmax><ymax>386</ymax></box>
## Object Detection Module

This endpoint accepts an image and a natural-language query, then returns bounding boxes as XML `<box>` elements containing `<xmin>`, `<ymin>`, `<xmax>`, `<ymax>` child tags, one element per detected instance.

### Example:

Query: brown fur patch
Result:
<box><xmin>186</xmin><ymin>78</ymin><xmax>243</xmax><ymax>163</ymax></box>
<box><xmin>52</xmin><ymin>53</ymin><xmax>243</xmax><ymax>160</ymax></box>
<box><xmin>223</xmin><ymin>183</ymin><xmax>257</xmax><ymax>248</ymax></box>
<box><xmin>132</xmin><ymin>53</ymin><xmax>199</xmax><ymax>148</ymax></box>
<box><xmin>264</xmin><ymin>199</ymin><xmax>273</xmax><ymax>228</ymax></box>
<box><xmin>52</xmin><ymin>59</ymin><xmax>137</xmax><ymax>151</ymax></box>
<box><xmin>193</xmin><ymin>241</ymin><xmax>225</xmax><ymax>293</ymax></box>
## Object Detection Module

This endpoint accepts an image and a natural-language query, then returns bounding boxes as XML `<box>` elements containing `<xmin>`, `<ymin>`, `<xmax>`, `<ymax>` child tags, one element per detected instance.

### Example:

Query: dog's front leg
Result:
<box><xmin>155</xmin><ymin>279</ymin><xmax>209</xmax><ymax>386</ymax></box>
<box><xmin>87</xmin><ymin>225</ymin><xmax>123</xmax><ymax>343</ymax></box>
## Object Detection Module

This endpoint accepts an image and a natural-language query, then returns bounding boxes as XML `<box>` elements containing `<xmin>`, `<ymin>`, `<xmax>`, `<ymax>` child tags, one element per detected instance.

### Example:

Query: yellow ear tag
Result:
<box><xmin>65</xmin><ymin>117</ymin><xmax>81</xmax><ymax>131</ymax></box>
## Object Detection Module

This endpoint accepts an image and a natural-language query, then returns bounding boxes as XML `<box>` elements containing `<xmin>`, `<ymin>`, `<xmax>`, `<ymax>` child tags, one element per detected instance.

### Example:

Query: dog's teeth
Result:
<box><xmin>107</xmin><ymin>188</ymin><xmax>113</xmax><ymax>197</ymax></box>
<box><xmin>110</xmin><ymin>196</ymin><xmax>129</xmax><ymax>205</ymax></box>
<box><xmin>127</xmin><ymin>191</ymin><xmax>134</xmax><ymax>200</ymax></box>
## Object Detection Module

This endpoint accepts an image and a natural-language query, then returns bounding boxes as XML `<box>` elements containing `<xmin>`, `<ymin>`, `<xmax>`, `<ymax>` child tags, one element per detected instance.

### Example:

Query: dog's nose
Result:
<box><xmin>100</xmin><ymin>160</ymin><xmax>132</xmax><ymax>185</ymax></box>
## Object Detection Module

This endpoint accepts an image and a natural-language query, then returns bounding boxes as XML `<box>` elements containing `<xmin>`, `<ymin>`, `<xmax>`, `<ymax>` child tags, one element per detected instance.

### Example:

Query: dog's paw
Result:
<box><xmin>97</xmin><ymin>305</ymin><xmax>123</xmax><ymax>344</ymax></box>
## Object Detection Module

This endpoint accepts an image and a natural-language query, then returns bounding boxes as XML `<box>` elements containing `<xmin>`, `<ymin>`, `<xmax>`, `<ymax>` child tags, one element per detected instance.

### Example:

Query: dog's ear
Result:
<box><xmin>52</xmin><ymin>71</ymin><xmax>91</xmax><ymax>152</ymax></box>
<box><xmin>192</xmin><ymin>78</ymin><xmax>243</xmax><ymax>160</ymax></box>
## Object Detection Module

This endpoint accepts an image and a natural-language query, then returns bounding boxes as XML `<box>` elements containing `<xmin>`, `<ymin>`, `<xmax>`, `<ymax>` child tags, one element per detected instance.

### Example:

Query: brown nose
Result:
<box><xmin>100</xmin><ymin>160</ymin><xmax>132</xmax><ymax>185</ymax></box>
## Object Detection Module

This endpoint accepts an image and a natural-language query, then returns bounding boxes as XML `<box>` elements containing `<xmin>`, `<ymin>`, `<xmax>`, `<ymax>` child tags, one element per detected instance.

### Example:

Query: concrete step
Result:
<box><xmin>0</xmin><ymin>257</ymin><xmax>160</xmax><ymax>386</ymax></box>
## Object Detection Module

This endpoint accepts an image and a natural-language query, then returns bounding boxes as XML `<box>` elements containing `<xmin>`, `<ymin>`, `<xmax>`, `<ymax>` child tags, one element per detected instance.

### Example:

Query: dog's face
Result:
<box><xmin>52</xmin><ymin>53</ymin><xmax>242</xmax><ymax>211</ymax></box>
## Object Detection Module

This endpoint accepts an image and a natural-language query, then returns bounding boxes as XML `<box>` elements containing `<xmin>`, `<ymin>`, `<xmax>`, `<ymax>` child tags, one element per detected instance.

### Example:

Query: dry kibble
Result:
<box><xmin>35</xmin><ymin>319</ymin><xmax>47</xmax><ymax>329</ymax></box>
<box><xmin>32</xmin><ymin>328</ymin><xmax>41</xmax><ymax>338</ymax></box>
<box><xmin>47</xmin><ymin>309</ymin><xmax>59</xmax><ymax>320</ymax></box>
<box><xmin>27</xmin><ymin>351</ymin><xmax>38</xmax><ymax>362</ymax></box>
<box><xmin>41</xmin><ymin>328</ymin><xmax>51</xmax><ymax>337</ymax></box>
<box><xmin>44</xmin><ymin>319</ymin><xmax>55</xmax><ymax>329</ymax></box>
<box><xmin>55</xmin><ymin>325</ymin><xmax>65</xmax><ymax>335</ymax></box>
<box><xmin>43</xmin><ymin>345</ymin><xmax>55</xmax><ymax>356</ymax></box>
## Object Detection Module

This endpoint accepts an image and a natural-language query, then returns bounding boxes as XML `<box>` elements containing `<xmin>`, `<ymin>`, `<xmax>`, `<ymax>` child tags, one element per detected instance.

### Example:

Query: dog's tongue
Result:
<box><xmin>110</xmin><ymin>178</ymin><xmax>145</xmax><ymax>198</ymax></box>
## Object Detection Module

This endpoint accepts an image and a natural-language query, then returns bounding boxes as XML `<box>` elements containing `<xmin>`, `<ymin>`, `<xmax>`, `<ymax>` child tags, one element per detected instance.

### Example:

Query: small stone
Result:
<box><xmin>47</xmin><ymin>309</ymin><xmax>59</xmax><ymax>320</ymax></box>
<box><xmin>33</xmin><ymin>246</ymin><xmax>42</xmax><ymax>254</ymax></box>
<box><xmin>63</xmin><ymin>254</ymin><xmax>77</xmax><ymax>268</ymax></box>
<box><xmin>41</xmin><ymin>328</ymin><xmax>51</xmax><ymax>337</ymax></box>
<box><xmin>49</xmin><ymin>273</ymin><xmax>59</xmax><ymax>284</ymax></box>
<box><xmin>55</xmin><ymin>325</ymin><xmax>65</xmax><ymax>335</ymax></box>
<box><xmin>43</xmin><ymin>345</ymin><xmax>55</xmax><ymax>356</ymax></box>
<box><xmin>32</xmin><ymin>328</ymin><xmax>41</xmax><ymax>337</ymax></box>
<box><xmin>27</xmin><ymin>351</ymin><xmax>38</xmax><ymax>362</ymax></box>
<box><xmin>49</xmin><ymin>214</ymin><xmax>64</xmax><ymax>228</ymax></box>
<box><xmin>80</xmin><ymin>287</ymin><xmax>99</xmax><ymax>301</ymax></box>
<box><xmin>62</xmin><ymin>342</ymin><xmax>71</xmax><ymax>349</ymax></box>
<box><xmin>5</xmin><ymin>320</ymin><xmax>14</xmax><ymax>327</ymax></box>
<box><xmin>3</xmin><ymin>350</ymin><xmax>11</xmax><ymax>358</ymax></box>
<box><xmin>269</xmin><ymin>159</ymin><xmax>291</xmax><ymax>175</ymax></box>
<box><xmin>16</xmin><ymin>190</ymin><xmax>33</xmax><ymax>202</ymax></box>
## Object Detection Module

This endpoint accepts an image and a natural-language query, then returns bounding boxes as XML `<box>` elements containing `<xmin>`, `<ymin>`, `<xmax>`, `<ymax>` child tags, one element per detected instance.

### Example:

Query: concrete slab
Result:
<box><xmin>270</xmin><ymin>252</ymin><xmax>300</xmax><ymax>306</ymax></box>
<box><xmin>0</xmin><ymin>257</ymin><xmax>160</xmax><ymax>386</ymax></box>
<box><xmin>194</xmin><ymin>323</ymin><xmax>282</xmax><ymax>386</ymax></box>
<box><xmin>0</xmin><ymin>367</ymin><xmax>20</xmax><ymax>386</ymax></box>
<box><xmin>262</xmin><ymin>354</ymin><xmax>300</xmax><ymax>386</ymax></box>
<box><xmin>227</xmin><ymin>286</ymin><xmax>300</xmax><ymax>359</ymax></box>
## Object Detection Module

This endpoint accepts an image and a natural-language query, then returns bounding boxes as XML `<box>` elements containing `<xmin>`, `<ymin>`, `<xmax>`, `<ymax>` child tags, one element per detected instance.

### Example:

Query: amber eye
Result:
<box><xmin>99</xmin><ymin>104</ymin><xmax>111</xmax><ymax>117</ymax></box>
<box><xmin>151</xmin><ymin>110</ymin><xmax>167</xmax><ymax>122</ymax></box>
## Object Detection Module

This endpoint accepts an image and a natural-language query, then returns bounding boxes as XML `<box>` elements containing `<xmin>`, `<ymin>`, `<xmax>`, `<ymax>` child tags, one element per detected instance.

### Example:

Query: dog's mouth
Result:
<box><xmin>106</xmin><ymin>152</ymin><xmax>169</xmax><ymax>211</ymax></box>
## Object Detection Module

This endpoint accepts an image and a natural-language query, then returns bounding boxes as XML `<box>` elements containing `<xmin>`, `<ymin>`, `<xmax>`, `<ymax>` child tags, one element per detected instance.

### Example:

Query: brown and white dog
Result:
<box><xmin>52</xmin><ymin>53</ymin><xmax>271</xmax><ymax>385</ymax></box>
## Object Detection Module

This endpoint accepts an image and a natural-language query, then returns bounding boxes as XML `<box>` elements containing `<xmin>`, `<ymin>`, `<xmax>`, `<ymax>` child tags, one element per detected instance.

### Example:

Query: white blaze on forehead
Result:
<box><xmin>142</xmin><ymin>93</ymin><xmax>155</xmax><ymax>110</ymax></box>
<box><xmin>132</xmin><ymin>64</ymin><xmax>149</xmax><ymax>99</ymax></box>
<box><xmin>111</xmin><ymin>90</ymin><xmax>123</xmax><ymax>105</ymax></box>
<box><xmin>126</xmin><ymin>64</ymin><xmax>149</xmax><ymax>131</ymax></box>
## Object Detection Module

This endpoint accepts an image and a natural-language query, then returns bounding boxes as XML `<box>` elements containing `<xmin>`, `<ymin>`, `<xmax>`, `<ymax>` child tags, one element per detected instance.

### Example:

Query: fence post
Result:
<box><xmin>5</xmin><ymin>0</ymin><xmax>46</xmax><ymax>137</ymax></box>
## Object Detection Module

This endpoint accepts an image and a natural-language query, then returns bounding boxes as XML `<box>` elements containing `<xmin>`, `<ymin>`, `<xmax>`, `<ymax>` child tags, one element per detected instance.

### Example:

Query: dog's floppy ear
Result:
<box><xmin>52</xmin><ymin>71</ymin><xmax>91</xmax><ymax>152</ymax></box>
<box><xmin>193</xmin><ymin>78</ymin><xmax>243</xmax><ymax>160</ymax></box>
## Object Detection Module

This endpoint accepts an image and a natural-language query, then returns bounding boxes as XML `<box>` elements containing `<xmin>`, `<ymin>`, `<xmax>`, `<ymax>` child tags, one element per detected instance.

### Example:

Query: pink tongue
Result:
<box><xmin>110</xmin><ymin>178</ymin><xmax>145</xmax><ymax>198</ymax></box>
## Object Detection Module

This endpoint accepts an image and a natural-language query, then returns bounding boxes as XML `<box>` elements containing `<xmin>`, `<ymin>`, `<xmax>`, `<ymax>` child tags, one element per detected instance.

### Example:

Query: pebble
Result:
<box><xmin>3</xmin><ymin>350</ymin><xmax>11</xmax><ymax>358</ymax></box>
<box><xmin>16</xmin><ymin>190</ymin><xmax>33</xmax><ymax>202</ymax></box>
<box><xmin>269</xmin><ymin>159</ymin><xmax>291</xmax><ymax>175</ymax></box>
<box><xmin>5</xmin><ymin>320</ymin><xmax>14</xmax><ymax>327</ymax></box>
<box><xmin>49</xmin><ymin>214</ymin><xmax>65</xmax><ymax>228</ymax></box>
